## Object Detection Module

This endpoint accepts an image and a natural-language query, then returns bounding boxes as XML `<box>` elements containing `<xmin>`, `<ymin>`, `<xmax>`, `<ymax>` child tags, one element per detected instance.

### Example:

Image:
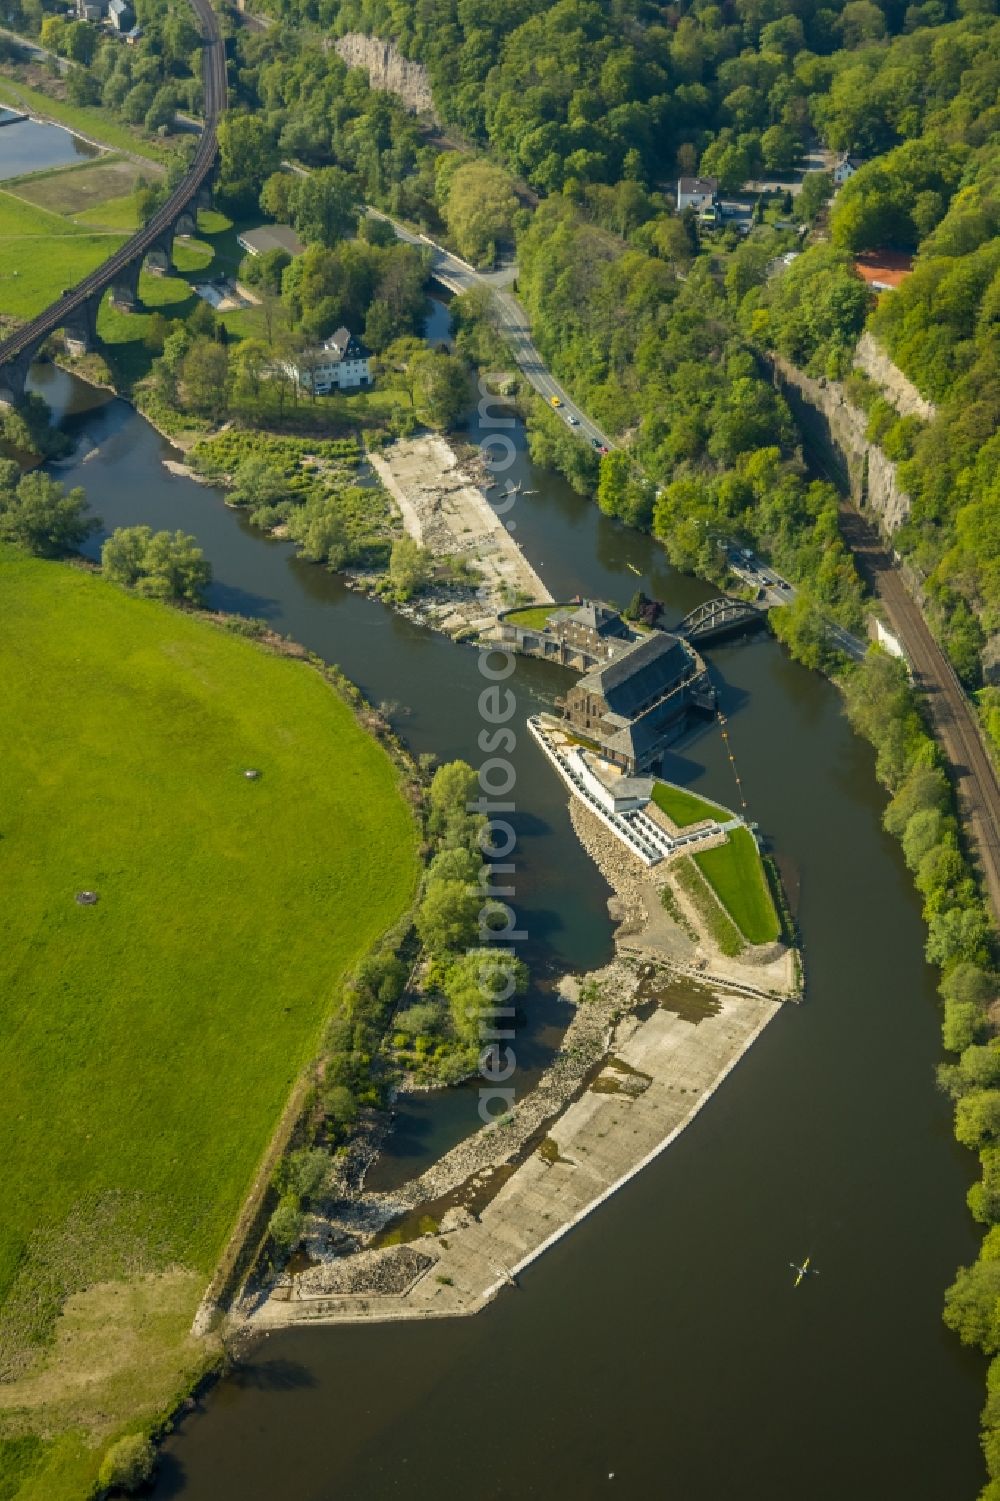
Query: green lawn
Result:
<box><xmin>651</xmin><ymin>780</ymin><xmax>730</xmax><ymax>827</ymax></box>
<box><xmin>0</xmin><ymin>187</ymin><xmax>81</xmax><ymax>237</ymax></box>
<box><xmin>693</xmin><ymin>826</ymin><xmax>781</xmax><ymax>944</ymax></box>
<box><xmin>0</xmin><ymin>187</ymin><xmax>128</xmax><ymax>320</ymax></box>
<box><xmin>7</xmin><ymin>157</ymin><xmax>148</xmax><ymax>217</ymax></box>
<box><xmin>0</xmin><ymin>549</ymin><xmax>420</xmax><ymax>1475</ymax></box>
<box><xmin>674</xmin><ymin>857</ymin><xmax>745</xmax><ymax>958</ymax></box>
<box><xmin>74</xmin><ymin>192</ymin><xmax>142</xmax><ymax>230</ymax></box>
<box><xmin>503</xmin><ymin>604</ymin><xmax>558</xmax><ymax>629</ymax></box>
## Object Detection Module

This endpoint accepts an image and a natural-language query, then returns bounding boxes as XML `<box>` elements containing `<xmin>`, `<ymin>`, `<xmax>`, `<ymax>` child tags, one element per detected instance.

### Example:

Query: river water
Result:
<box><xmin>0</xmin><ymin>116</ymin><xmax>98</xmax><ymax>179</ymax></box>
<box><xmin>30</xmin><ymin>345</ymin><xmax>985</xmax><ymax>1498</ymax></box>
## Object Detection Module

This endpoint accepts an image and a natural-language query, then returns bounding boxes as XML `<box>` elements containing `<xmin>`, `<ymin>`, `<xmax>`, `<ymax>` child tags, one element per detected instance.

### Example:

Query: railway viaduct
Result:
<box><xmin>0</xmin><ymin>0</ymin><xmax>226</xmax><ymax>407</ymax></box>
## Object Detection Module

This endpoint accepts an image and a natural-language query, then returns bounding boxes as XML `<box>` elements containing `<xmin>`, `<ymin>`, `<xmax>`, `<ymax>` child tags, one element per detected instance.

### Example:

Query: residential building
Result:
<box><xmin>676</xmin><ymin>175</ymin><xmax>719</xmax><ymax>214</ymax></box>
<box><xmin>75</xmin><ymin>0</ymin><xmax>105</xmax><ymax>19</ymax></box>
<box><xmin>833</xmin><ymin>152</ymin><xmax>864</xmax><ymax>185</ymax></box>
<box><xmin>108</xmin><ymin>0</ymin><xmax>135</xmax><ymax>30</ymax></box>
<box><xmin>281</xmin><ymin>327</ymin><xmax>373</xmax><ymax>393</ymax></box>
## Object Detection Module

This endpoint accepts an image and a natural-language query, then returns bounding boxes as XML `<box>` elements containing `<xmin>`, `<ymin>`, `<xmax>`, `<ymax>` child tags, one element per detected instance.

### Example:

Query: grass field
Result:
<box><xmin>693</xmin><ymin>826</ymin><xmax>781</xmax><ymax>944</ymax></box>
<box><xmin>0</xmin><ymin>188</ymin><xmax>126</xmax><ymax>319</ymax></box>
<box><xmin>0</xmin><ymin>548</ymin><xmax>420</xmax><ymax>1494</ymax></box>
<box><xmin>503</xmin><ymin>604</ymin><xmax>558</xmax><ymax>628</ymax></box>
<box><xmin>0</xmin><ymin>188</ymin><xmax>79</xmax><ymax>237</ymax></box>
<box><xmin>651</xmin><ymin>780</ymin><xmax>730</xmax><ymax>828</ymax></box>
<box><xmin>6</xmin><ymin>157</ymin><xmax>148</xmax><ymax>217</ymax></box>
<box><xmin>73</xmin><ymin>191</ymin><xmax>142</xmax><ymax>230</ymax></box>
<box><xmin>674</xmin><ymin>857</ymin><xmax>745</xmax><ymax>957</ymax></box>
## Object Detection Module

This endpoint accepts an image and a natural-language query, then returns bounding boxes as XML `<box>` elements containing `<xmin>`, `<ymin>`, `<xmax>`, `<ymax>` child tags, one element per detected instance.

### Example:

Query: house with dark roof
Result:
<box><xmin>498</xmin><ymin>598</ymin><xmax>630</xmax><ymax>670</ymax></box>
<box><xmin>280</xmin><ymin>327</ymin><xmax>373</xmax><ymax>393</ymax></box>
<box><xmin>677</xmin><ymin>176</ymin><xmax>719</xmax><ymax>214</ymax></box>
<box><xmin>237</xmin><ymin>224</ymin><xmax>305</xmax><ymax>258</ymax></box>
<box><xmin>561</xmin><ymin>630</ymin><xmax>713</xmax><ymax>773</ymax></box>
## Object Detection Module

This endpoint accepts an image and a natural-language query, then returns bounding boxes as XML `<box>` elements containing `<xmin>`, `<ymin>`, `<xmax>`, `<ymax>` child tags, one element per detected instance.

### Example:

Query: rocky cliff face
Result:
<box><xmin>770</xmin><ymin>352</ymin><xmax>914</xmax><ymax>536</ymax></box>
<box><xmin>334</xmin><ymin>33</ymin><xmax>438</xmax><ymax>119</ymax></box>
<box><xmin>854</xmin><ymin>331</ymin><xmax>937</xmax><ymax>423</ymax></box>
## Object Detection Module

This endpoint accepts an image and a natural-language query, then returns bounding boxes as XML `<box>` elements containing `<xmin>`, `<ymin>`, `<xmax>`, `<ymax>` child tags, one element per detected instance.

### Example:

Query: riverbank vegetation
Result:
<box><xmin>0</xmin><ymin>545</ymin><xmax>420</xmax><ymax>1498</ymax></box>
<box><xmin>396</xmin><ymin>759</ymin><xmax>528</xmax><ymax>1085</ymax></box>
<box><xmin>188</xmin><ymin>429</ymin><xmax>400</xmax><ymax>569</ymax></box>
<box><xmin>0</xmin><ymin>459</ymin><xmax>91</xmax><ymax>552</ymax></box>
<box><xmin>843</xmin><ymin>648</ymin><xmax>1000</xmax><ymax>1491</ymax></box>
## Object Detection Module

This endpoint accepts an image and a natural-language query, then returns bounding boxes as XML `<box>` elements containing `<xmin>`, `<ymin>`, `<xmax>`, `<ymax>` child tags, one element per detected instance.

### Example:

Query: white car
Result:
<box><xmin>567</xmin><ymin>414</ymin><xmax>579</xmax><ymax>425</ymax></box>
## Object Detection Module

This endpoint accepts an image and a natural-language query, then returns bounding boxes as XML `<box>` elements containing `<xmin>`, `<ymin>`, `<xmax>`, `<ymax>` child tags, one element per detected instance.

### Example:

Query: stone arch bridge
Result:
<box><xmin>0</xmin><ymin>0</ymin><xmax>227</xmax><ymax>407</ymax></box>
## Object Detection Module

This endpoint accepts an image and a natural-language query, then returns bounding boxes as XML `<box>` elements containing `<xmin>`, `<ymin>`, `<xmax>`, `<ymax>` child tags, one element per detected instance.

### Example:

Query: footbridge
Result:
<box><xmin>0</xmin><ymin>0</ymin><xmax>227</xmax><ymax>406</ymax></box>
<box><xmin>675</xmin><ymin>596</ymin><xmax>766</xmax><ymax>646</ymax></box>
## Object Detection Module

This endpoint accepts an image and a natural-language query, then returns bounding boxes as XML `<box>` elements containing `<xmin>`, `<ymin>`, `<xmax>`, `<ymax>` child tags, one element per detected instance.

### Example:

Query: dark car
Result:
<box><xmin>592</xmin><ymin>437</ymin><xmax>601</xmax><ymax>448</ymax></box>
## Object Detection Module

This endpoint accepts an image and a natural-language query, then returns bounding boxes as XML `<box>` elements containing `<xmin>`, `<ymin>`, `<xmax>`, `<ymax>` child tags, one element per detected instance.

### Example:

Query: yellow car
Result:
<box><xmin>550</xmin><ymin>395</ymin><xmax>562</xmax><ymax>408</ymax></box>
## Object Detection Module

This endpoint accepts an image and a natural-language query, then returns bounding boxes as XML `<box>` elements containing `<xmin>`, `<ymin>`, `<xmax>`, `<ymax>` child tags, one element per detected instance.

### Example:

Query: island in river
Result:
<box><xmin>231</xmin><ymin>727</ymin><xmax>797</xmax><ymax>1333</ymax></box>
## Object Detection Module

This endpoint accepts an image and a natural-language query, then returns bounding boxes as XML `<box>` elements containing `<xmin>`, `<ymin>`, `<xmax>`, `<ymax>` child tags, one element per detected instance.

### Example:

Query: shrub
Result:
<box><xmin>943</xmin><ymin>1256</ymin><xmax>1000</xmax><ymax>1354</ymax></box>
<box><xmin>944</xmin><ymin>999</ymin><xmax>982</xmax><ymax>1054</ymax></box>
<box><xmin>268</xmin><ymin>1193</ymin><xmax>303</xmax><ymax>1253</ymax></box>
<box><xmin>98</xmin><ymin>1434</ymin><xmax>156</xmax><ymax>1494</ymax></box>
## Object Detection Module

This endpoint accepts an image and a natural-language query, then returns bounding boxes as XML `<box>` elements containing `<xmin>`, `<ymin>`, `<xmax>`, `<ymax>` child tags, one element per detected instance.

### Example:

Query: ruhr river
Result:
<box><xmin>31</xmin><ymin>344</ymin><xmax>985</xmax><ymax>1499</ymax></box>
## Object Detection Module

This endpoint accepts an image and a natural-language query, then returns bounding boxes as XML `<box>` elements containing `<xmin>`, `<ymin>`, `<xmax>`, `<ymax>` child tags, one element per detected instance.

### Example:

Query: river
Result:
<box><xmin>30</xmin><ymin>345</ymin><xmax>985</xmax><ymax>1498</ymax></box>
<box><xmin>0</xmin><ymin>116</ymin><xmax>99</xmax><ymax>179</ymax></box>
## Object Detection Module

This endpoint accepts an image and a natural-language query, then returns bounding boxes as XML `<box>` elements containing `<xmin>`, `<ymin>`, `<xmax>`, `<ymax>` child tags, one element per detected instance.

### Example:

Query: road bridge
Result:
<box><xmin>675</xmin><ymin>596</ymin><xmax>766</xmax><ymax>645</ymax></box>
<box><xmin>0</xmin><ymin>0</ymin><xmax>227</xmax><ymax>406</ymax></box>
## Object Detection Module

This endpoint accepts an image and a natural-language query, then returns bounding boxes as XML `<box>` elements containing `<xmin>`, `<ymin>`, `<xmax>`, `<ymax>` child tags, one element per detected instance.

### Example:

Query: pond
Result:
<box><xmin>0</xmin><ymin>115</ymin><xmax>99</xmax><ymax>180</ymax></box>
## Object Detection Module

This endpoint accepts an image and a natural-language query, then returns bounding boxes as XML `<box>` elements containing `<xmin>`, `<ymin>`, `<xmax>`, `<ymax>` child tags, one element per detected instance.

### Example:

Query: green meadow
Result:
<box><xmin>0</xmin><ymin>188</ymin><xmax>126</xmax><ymax>320</ymax></box>
<box><xmin>693</xmin><ymin>826</ymin><xmax>781</xmax><ymax>946</ymax></box>
<box><xmin>650</xmin><ymin>780</ymin><xmax>730</xmax><ymax>829</ymax></box>
<box><xmin>0</xmin><ymin>549</ymin><xmax>420</xmax><ymax>1489</ymax></box>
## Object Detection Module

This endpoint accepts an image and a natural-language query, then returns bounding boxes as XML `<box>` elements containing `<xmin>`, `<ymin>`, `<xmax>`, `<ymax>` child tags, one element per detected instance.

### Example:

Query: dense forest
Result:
<box><xmin>209</xmin><ymin>0</ymin><xmax>999</xmax><ymax>694</ymax></box>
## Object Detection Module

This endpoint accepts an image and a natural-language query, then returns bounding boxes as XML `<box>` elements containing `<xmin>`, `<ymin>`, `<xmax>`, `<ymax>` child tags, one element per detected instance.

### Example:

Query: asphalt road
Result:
<box><xmin>728</xmin><ymin>552</ymin><xmax>867</xmax><ymax>660</ymax></box>
<box><xmin>368</xmin><ymin>209</ymin><xmax>614</xmax><ymax>451</ymax></box>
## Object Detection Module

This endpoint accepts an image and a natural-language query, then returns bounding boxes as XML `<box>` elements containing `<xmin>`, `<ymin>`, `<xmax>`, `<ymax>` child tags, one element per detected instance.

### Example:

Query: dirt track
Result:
<box><xmin>839</xmin><ymin>503</ymin><xmax>1000</xmax><ymax>924</ymax></box>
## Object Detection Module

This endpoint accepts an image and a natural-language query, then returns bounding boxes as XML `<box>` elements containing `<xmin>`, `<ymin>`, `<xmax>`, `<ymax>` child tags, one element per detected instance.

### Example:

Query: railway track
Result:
<box><xmin>839</xmin><ymin>502</ymin><xmax>1000</xmax><ymax>924</ymax></box>
<box><xmin>0</xmin><ymin>0</ymin><xmax>227</xmax><ymax>368</ymax></box>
